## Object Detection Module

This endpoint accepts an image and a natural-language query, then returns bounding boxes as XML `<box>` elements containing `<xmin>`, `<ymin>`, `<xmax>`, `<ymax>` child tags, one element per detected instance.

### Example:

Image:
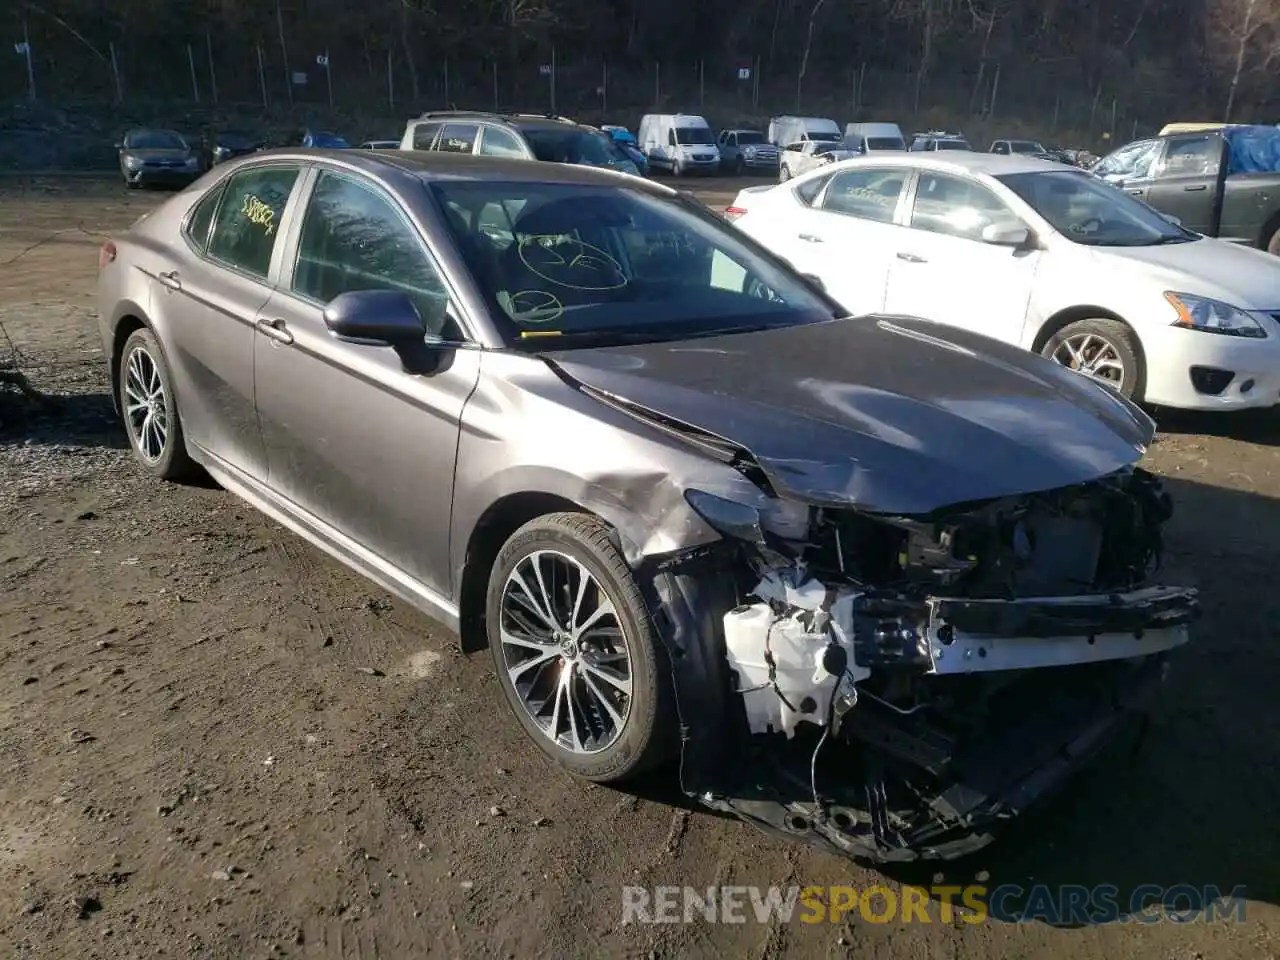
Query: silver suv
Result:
<box><xmin>400</xmin><ymin>111</ymin><xmax>638</xmax><ymax>175</ymax></box>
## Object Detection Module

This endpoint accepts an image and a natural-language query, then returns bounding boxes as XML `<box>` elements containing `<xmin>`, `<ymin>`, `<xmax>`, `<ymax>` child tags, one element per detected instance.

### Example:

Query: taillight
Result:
<box><xmin>723</xmin><ymin>206</ymin><xmax>748</xmax><ymax>222</ymax></box>
<box><xmin>99</xmin><ymin>241</ymin><xmax>117</xmax><ymax>269</ymax></box>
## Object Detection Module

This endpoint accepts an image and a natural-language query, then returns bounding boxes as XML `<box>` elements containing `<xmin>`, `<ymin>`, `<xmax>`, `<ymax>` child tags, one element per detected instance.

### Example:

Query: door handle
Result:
<box><xmin>1184</xmin><ymin>184</ymin><xmax>1208</xmax><ymax>192</ymax></box>
<box><xmin>255</xmin><ymin>317</ymin><xmax>294</xmax><ymax>345</ymax></box>
<box><xmin>896</xmin><ymin>251</ymin><xmax>927</xmax><ymax>263</ymax></box>
<box><xmin>157</xmin><ymin>270</ymin><xmax>181</xmax><ymax>291</ymax></box>
<box><xmin>798</xmin><ymin>232</ymin><xmax>824</xmax><ymax>243</ymax></box>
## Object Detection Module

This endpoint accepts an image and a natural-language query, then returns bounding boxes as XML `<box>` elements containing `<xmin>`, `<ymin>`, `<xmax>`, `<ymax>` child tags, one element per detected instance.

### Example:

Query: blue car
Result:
<box><xmin>286</xmin><ymin>128</ymin><xmax>351</xmax><ymax>149</ymax></box>
<box><xmin>601</xmin><ymin>125</ymin><xmax>649</xmax><ymax>176</ymax></box>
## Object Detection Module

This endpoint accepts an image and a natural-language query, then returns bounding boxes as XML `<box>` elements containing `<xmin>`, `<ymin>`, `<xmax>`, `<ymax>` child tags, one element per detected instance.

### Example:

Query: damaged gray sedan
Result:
<box><xmin>97</xmin><ymin>150</ymin><xmax>1199</xmax><ymax>863</ymax></box>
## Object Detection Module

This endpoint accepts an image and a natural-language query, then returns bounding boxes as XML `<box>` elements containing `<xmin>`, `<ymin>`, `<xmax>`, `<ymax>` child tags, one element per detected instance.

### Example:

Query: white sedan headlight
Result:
<box><xmin>1164</xmin><ymin>292</ymin><xmax>1268</xmax><ymax>339</ymax></box>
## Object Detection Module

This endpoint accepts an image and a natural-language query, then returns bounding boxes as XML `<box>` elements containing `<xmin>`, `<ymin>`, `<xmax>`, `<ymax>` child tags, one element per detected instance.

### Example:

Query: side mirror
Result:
<box><xmin>981</xmin><ymin>223</ymin><xmax>1032</xmax><ymax>247</ymax></box>
<box><xmin>1163</xmin><ymin>213</ymin><xmax>1183</xmax><ymax>226</ymax></box>
<box><xmin>800</xmin><ymin>273</ymin><xmax>826</xmax><ymax>292</ymax></box>
<box><xmin>323</xmin><ymin>290</ymin><xmax>431</xmax><ymax>346</ymax></box>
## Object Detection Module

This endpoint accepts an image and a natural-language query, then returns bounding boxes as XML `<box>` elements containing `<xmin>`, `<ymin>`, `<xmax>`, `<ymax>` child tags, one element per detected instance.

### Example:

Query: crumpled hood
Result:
<box><xmin>547</xmin><ymin>316</ymin><xmax>1155</xmax><ymax>515</ymax></box>
<box><xmin>1094</xmin><ymin>237</ymin><xmax>1280</xmax><ymax>309</ymax></box>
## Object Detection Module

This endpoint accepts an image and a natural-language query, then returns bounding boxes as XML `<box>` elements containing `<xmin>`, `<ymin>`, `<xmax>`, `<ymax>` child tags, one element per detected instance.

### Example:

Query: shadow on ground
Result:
<box><xmin>0</xmin><ymin>388</ymin><xmax>126</xmax><ymax>449</ymax></box>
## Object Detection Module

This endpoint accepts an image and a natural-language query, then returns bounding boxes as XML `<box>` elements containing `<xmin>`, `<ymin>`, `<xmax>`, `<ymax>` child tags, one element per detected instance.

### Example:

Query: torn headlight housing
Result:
<box><xmin>684</xmin><ymin>488</ymin><xmax>810</xmax><ymax>543</ymax></box>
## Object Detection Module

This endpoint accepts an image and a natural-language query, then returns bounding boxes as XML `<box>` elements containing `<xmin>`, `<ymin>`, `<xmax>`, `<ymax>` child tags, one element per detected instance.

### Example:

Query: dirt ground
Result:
<box><xmin>0</xmin><ymin>175</ymin><xmax>1278</xmax><ymax>959</ymax></box>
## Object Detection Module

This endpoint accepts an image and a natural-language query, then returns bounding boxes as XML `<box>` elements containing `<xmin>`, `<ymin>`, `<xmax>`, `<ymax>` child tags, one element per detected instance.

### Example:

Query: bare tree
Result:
<box><xmin>795</xmin><ymin>0</ymin><xmax>827</xmax><ymax>108</ymax></box>
<box><xmin>1206</xmin><ymin>0</ymin><xmax>1280</xmax><ymax>119</ymax></box>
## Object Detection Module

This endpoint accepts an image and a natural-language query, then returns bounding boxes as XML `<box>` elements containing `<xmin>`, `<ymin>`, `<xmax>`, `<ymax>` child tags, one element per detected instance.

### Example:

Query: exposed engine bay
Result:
<box><xmin>643</xmin><ymin>466</ymin><xmax>1199</xmax><ymax>862</ymax></box>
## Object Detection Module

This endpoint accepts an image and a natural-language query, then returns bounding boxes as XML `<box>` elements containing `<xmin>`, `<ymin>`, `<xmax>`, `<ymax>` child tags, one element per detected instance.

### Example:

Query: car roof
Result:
<box><xmin>829</xmin><ymin>152</ymin><xmax>1065</xmax><ymax>177</ymax></box>
<box><xmin>222</xmin><ymin>148</ymin><xmax>681</xmax><ymax>195</ymax></box>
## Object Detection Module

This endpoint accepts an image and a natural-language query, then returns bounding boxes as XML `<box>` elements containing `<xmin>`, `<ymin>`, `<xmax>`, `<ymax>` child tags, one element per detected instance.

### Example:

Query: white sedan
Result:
<box><xmin>726</xmin><ymin>152</ymin><xmax>1280</xmax><ymax>410</ymax></box>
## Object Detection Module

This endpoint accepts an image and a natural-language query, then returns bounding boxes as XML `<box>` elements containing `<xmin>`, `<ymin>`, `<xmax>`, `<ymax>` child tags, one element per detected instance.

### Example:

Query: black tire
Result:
<box><xmin>779</xmin><ymin>163</ymin><xmax>791</xmax><ymax>183</ymax></box>
<box><xmin>485</xmin><ymin>512</ymin><xmax>674</xmax><ymax>783</ymax></box>
<box><xmin>1040</xmin><ymin>317</ymin><xmax>1144</xmax><ymax>401</ymax></box>
<box><xmin>734</xmin><ymin>157</ymin><xmax>745</xmax><ymax>175</ymax></box>
<box><xmin>118</xmin><ymin>327</ymin><xmax>198</xmax><ymax>480</ymax></box>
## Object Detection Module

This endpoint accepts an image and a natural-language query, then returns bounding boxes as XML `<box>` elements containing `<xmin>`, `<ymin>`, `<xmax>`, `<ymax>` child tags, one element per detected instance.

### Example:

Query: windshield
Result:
<box><xmin>523</xmin><ymin>128</ymin><xmax>617</xmax><ymax>165</ymax></box>
<box><xmin>867</xmin><ymin>136</ymin><xmax>905</xmax><ymax>150</ymax></box>
<box><xmin>998</xmin><ymin>170</ymin><xmax>1197</xmax><ymax>247</ymax></box>
<box><xmin>674</xmin><ymin>126</ymin><xmax>715</xmax><ymax>145</ymax></box>
<box><xmin>309</xmin><ymin>131</ymin><xmax>350</xmax><ymax>147</ymax></box>
<box><xmin>1009</xmin><ymin>140</ymin><xmax>1045</xmax><ymax>153</ymax></box>
<box><xmin>809</xmin><ymin>131</ymin><xmax>842</xmax><ymax>143</ymax></box>
<box><xmin>736</xmin><ymin>131</ymin><xmax>766</xmax><ymax>144</ymax></box>
<box><xmin>124</xmin><ymin>130</ymin><xmax>187</xmax><ymax>150</ymax></box>
<box><xmin>936</xmin><ymin>139</ymin><xmax>972</xmax><ymax>150</ymax></box>
<box><xmin>430</xmin><ymin>181</ymin><xmax>835</xmax><ymax>347</ymax></box>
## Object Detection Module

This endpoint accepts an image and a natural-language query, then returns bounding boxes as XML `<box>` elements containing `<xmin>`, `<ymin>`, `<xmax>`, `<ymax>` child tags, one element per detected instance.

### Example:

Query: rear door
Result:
<box><xmin>780</xmin><ymin>165</ymin><xmax>911</xmax><ymax>316</ymax></box>
<box><xmin>436</xmin><ymin>122</ymin><xmax>480</xmax><ymax>155</ymax></box>
<box><xmin>1144</xmin><ymin>132</ymin><xmax>1222</xmax><ymax>234</ymax></box>
<box><xmin>151</xmin><ymin>162</ymin><xmax>305</xmax><ymax>480</ymax></box>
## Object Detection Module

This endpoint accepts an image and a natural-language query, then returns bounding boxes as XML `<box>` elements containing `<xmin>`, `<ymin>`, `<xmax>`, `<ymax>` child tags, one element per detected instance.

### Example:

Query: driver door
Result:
<box><xmin>1144</xmin><ymin>133</ymin><xmax>1222</xmax><ymax>235</ymax></box>
<box><xmin>1094</xmin><ymin>138</ymin><xmax>1162</xmax><ymax>202</ymax></box>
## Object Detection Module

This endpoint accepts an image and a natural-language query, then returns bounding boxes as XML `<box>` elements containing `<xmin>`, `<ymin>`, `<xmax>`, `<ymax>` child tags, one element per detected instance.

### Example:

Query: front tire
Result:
<box><xmin>485</xmin><ymin>512</ymin><xmax>672</xmax><ymax>783</ymax></box>
<box><xmin>672</xmin><ymin>159</ymin><xmax>683</xmax><ymax>178</ymax></box>
<box><xmin>1040</xmin><ymin>317</ymin><xmax>1144</xmax><ymax>400</ymax></box>
<box><xmin>779</xmin><ymin>163</ymin><xmax>791</xmax><ymax>183</ymax></box>
<box><xmin>118</xmin><ymin>327</ymin><xmax>197</xmax><ymax>480</ymax></box>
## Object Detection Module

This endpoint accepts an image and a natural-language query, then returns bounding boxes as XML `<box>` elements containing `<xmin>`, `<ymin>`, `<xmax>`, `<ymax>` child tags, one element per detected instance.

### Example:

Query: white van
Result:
<box><xmin>766</xmin><ymin>116</ymin><xmax>843</xmax><ymax>148</ymax></box>
<box><xmin>844</xmin><ymin>122</ymin><xmax>906</xmax><ymax>152</ymax></box>
<box><xmin>637</xmin><ymin>114</ymin><xmax>720</xmax><ymax>176</ymax></box>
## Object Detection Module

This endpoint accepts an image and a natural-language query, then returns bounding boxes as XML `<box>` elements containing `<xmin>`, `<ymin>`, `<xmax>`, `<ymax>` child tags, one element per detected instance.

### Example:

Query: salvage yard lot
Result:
<box><xmin>0</xmin><ymin>175</ymin><xmax>1278</xmax><ymax>959</ymax></box>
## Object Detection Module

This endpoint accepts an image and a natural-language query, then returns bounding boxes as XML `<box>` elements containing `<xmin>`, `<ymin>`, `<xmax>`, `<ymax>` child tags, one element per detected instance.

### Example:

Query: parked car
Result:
<box><xmin>726</xmin><ymin>152</ymin><xmax>1280</xmax><ymax>410</ymax></box>
<box><xmin>844</xmin><ymin>122</ymin><xmax>907</xmax><ymax>153</ymax></box>
<box><xmin>96</xmin><ymin>150</ymin><xmax>1197</xmax><ymax>864</ymax></box>
<box><xmin>767</xmin><ymin>115</ymin><xmax>842</xmax><ymax>148</ymax></box>
<box><xmin>989</xmin><ymin>138</ymin><xmax>1047</xmax><ymax>155</ymax></box>
<box><xmin>599</xmin><ymin>125</ymin><xmax>650</xmax><ymax>176</ymax></box>
<box><xmin>716</xmin><ymin>128</ymin><xmax>779</xmax><ymax>175</ymax></box>
<box><xmin>637</xmin><ymin>113</ymin><xmax>721</xmax><ymax>176</ymax></box>
<box><xmin>1092</xmin><ymin>126</ymin><xmax>1280</xmax><ymax>253</ymax></box>
<box><xmin>778</xmin><ymin>138</ymin><xmax>857</xmax><ymax>182</ymax></box>
<box><xmin>360</xmin><ymin>140</ymin><xmax>401</xmax><ymax>150</ymax></box>
<box><xmin>402</xmin><ymin>111</ymin><xmax>639</xmax><ymax>176</ymax></box>
<box><xmin>116</xmin><ymin>128</ymin><xmax>203</xmax><ymax>189</ymax></box>
<box><xmin>205</xmin><ymin>130</ymin><xmax>265</xmax><ymax>168</ymax></box>
<box><xmin>909</xmin><ymin>131</ymin><xmax>973</xmax><ymax>151</ymax></box>
<box><xmin>283</xmin><ymin>128</ymin><xmax>351</xmax><ymax>148</ymax></box>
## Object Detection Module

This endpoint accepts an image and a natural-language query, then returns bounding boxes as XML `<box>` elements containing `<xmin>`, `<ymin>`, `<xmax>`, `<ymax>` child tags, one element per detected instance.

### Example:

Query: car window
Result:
<box><xmin>1160</xmin><ymin>135</ymin><xmax>1221</xmax><ymax>177</ymax></box>
<box><xmin>820</xmin><ymin>168</ymin><xmax>908</xmax><ymax>223</ymax></box>
<box><xmin>184</xmin><ymin>181</ymin><xmax>224</xmax><ymax>254</ymax></box>
<box><xmin>413</xmin><ymin>121</ymin><xmax>441</xmax><ymax>151</ymax></box>
<box><xmin>793</xmin><ymin>172</ymin><xmax>834</xmax><ymax>206</ymax></box>
<box><xmin>910</xmin><ymin>173</ymin><xmax>1020</xmax><ymax>241</ymax></box>
<box><xmin>430</xmin><ymin>180</ymin><xmax>835</xmax><ymax>347</ymax></box>
<box><xmin>1094</xmin><ymin>139</ymin><xmax>1160</xmax><ymax>180</ymax></box>
<box><xmin>477</xmin><ymin>125</ymin><xmax>527</xmax><ymax>158</ymax></box>
<box><xmin>291</xmin><ymin>171</ymin><xmax>453</xmax><ymax>336</ymax></box>
<box><xmin>206</xmin><ymin>166</ymin><xmax>300</xmax><ymax>278</ymax></box>
<box><xmin>438</xmin><ymin>123</ymin><xmax>478</xmax><ymax>154</ymax></box>
<box><xmin>784</xmin><ymin>142</ymin><xmax>804</xmax><ymax>153</ymax></box>
<box><xmin>993</xmin><ymin>142</ymin><xmax>1009</xmax><ymax>154</ymax></box>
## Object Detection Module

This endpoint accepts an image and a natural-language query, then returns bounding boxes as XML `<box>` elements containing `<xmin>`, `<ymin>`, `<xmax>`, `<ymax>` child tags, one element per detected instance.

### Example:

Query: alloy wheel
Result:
<box><xmin>1050</xmin><ymin>332</ymin><xmax>1125</xmax><ymax>389</ymax></box>
<box><xmin>498</xmin><ymin>549</ymin><xmax>634</xmax><ymax>754</ymax></box>
<box><xmin>123</xmin><ymin>345</ymin><xmax>168</xmax><ymax>462</ymax></box>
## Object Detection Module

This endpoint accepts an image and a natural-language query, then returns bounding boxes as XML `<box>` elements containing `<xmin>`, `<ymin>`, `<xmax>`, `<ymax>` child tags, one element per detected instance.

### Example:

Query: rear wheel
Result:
<box><xmin>118</xmin><ymin>327</ymin><xmax>197</xmax><ymax>480</ymax></box>
<box><xmin>485</xmin><ymin>512</ymin><xmax>673</xmax><ymax>783</ymax></box>
<box><xmin>1040</xmin><ymin>318</ymin><xmax>1144</xmax><ymax>400</ymax></box>
<box><xmin>779</xmin><ymin>163</ymin><xmax>791</xmax><ymax>183</ymax></box>
<box><xmin>734</xmin><ymin>157</ymin><xmax>745</xmax><ymax>175</ymax></box>
<box><xmin>1266</xmin><ymin>225</ymin><xmax>1280</xmax><ymax>256</ymax></box>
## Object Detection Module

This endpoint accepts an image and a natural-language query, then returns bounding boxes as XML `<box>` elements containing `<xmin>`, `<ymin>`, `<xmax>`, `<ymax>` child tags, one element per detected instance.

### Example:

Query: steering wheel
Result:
<box><xmin>1069</xmin><ymin>217</ymin><xmax>1103</xmax><ymax>236</ymax></box>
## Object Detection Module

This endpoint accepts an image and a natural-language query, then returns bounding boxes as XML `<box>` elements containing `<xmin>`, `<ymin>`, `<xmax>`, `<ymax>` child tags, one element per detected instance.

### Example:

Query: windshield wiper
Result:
<box><xmin>516</xmin><ymin>322</ymin><xmax>793</xmax><ymax>348</ymax></box>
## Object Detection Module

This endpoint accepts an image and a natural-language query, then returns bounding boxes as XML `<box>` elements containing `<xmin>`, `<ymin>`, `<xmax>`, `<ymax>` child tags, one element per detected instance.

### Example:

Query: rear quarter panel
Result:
<box><xmin>1220</xmin><ymin>172</ymin><xmax>1280</xmax><ymax>245</ymax></box>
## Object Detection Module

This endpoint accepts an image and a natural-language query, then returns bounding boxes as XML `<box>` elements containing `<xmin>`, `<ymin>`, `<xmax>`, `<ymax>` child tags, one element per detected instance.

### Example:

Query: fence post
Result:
<box><xmin>1110</xmin><ymin>98</ymin><xmax>1118</xmax><ymax>143</ymax></box>
<box><xmin>257</xmin><ymin>42</ymin><xmax>268</xmax><ymax>106</ymax></box>
<box><xmin>325</xmin><ymin>50</ymin><xmax>333</xmax><ymax>107</ymax></box>
<box><xmin>21</xmin><ymin>21</ymin><xmax>35</xmax><ymax>102</ymax></box>
<box><xmin>492</xmin><ymin>60</ymin><xmax>499</xmax><ymax>110</ymax></box>
<box><xmin>550</xmin><ymin>47</ymin><xmax>557</xmax><ymax>114</ymax></box>
<box><xmin>654</xmin><ymin>61</ymin><xmax>660</xmax><ymax>106</ymax></box>
<box><xmin>1051</xmin><ymin>93</ymin><xmax>1060</xmax><ymax>133</ymax></box>
<box><xmin>388</xmin><ymin>48</ymin><xmax>394</xmax><ymax>109</ymax></box>
<box><xmin>109</xmin><ymin>41</ymin><xmax>123</xmax><ymax>104</ymax></box>
<box><xmin>187</xmin><ymin>44</ymin><xmax>200</xmax><ymax>101</ymax></box>
<box><xmin>276</xmin><ymin>0</ymin><xmax>292</xmax><ymax>102</ymax></box>
<box><xmin>602</xmin><ymin>60</ymin><xmax>607</xmax><ymax>113</ymax></box>
<box><xmin>857</xmin><ymin>62</ymin><xmax>865</xmax><ymax>112</ymax></box>
<box><xmin>206</xmin><ymin>30</ymin><xmax>218</xmax><ymax>104</ymax></box>
<box><xmin>443</xmin><ymin>59</ymin><xmax>449</xmax><ymax>107</ymax></box>
<box><xmin>699</xmin><ymin>59</ymin><xmax>704</xmax><ymax>108</ymax></box>
<box><xmin>988</xmin><ymin>63</ymin><xmax>1001</xmax><ymax>118</ymax></box>
<box><xmin>753</xmin><ymin>55</ymin><xmax>760</xmax><ymax>108</ymax></box>
<box><xmin>1131</xmin><ymin>117</ymin><xmax>1138</xmax><ymax>140</ymax></box>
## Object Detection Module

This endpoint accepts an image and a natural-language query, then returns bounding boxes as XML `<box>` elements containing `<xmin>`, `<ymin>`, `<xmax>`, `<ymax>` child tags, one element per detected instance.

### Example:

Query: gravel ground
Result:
<box><xmin>0</xmin><ymin>175</ymin><xmax>1278</xmax><ymax>959</ymax></box>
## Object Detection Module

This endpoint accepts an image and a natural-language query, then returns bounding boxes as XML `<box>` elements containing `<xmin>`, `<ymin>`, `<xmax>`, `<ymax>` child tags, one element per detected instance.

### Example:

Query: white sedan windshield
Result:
<box><xmin>998</xmin><ymin>170</ymin><xmax>1197</xmax><ymax>247</ymax></box>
